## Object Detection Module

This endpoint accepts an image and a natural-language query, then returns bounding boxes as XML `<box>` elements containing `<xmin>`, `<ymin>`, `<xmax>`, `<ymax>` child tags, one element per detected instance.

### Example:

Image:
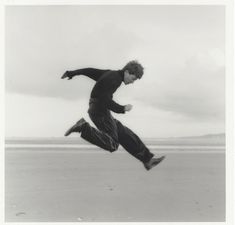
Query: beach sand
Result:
<box><xmin>5</xmin><ymin>149</ymin><xmax>225</xmax><ymax>222</ymax></box>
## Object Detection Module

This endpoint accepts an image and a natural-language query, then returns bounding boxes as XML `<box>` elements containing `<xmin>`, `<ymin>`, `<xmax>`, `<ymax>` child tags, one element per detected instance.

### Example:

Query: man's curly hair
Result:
<box><xmin>122</xmin><ymin>60</ymin><xmax>144</xmax><ymax>79</ymax></box>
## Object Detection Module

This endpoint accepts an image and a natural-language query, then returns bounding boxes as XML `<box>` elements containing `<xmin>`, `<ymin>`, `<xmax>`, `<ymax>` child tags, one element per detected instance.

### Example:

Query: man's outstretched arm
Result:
<box><xmin>61</xmin><ymin>68</ymin><xmax>109</xmax><ymax>81</ymax></box>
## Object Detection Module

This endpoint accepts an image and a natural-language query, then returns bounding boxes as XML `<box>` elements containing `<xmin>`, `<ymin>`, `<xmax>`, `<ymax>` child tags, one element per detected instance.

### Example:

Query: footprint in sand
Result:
<box><xmin>16</xmin><ymin>212</ymin><xmax>26</xmax><ymax>216</ymax></box>
<box><xmin>77</xmin><ymin>217</ymin><xmax>83</xmax><ymax>221</ymax></box>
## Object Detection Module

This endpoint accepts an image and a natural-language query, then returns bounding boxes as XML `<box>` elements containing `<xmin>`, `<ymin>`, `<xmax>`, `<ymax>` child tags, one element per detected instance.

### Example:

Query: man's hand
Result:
<box><xmin>61</xmin><ymin>71</ymin><xmax>73</xmax><ymax>80</ymax></box>
<box><xmin>124</xmin><ymin>104</ymin><xmax>133</xmax><ymax>112</ymax></box>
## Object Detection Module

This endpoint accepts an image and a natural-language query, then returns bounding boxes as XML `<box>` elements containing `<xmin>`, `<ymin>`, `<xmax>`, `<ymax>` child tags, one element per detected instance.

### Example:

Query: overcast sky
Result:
<box><xmin>5</xmin><ymin>5</ymin><xmax>225</xmax><ymax>138</ymax></box>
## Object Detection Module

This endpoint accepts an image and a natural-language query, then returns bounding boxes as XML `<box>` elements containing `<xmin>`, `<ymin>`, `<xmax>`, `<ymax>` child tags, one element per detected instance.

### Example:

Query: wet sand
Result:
<box><xmin>5</xmin><ymin>149</ymin><xmax>225</xmax><ymax>222</ymax></box>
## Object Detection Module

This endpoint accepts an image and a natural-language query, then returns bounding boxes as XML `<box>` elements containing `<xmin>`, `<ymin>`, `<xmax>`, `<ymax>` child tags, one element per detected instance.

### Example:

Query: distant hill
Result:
<box><xmin>178</xmin><ymin>133</ymin><xmax>225</xmax><ymax>139</ymax></box>
<box><xmin>143</xmin><ymin>133</ymin><xmax>225</xmax><ymax>146</ymax></box>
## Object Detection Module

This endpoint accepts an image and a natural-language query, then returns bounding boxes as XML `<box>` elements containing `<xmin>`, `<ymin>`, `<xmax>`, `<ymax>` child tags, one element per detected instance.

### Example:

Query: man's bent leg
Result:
<box><xmin>80</xmin><ymin>113</ymin><xmax>119</xmax><ymax>152</ymax></box>
<box><xmin>115</xmin><ymin>120</ymin><xmax>154</xmax><ymax>163</ymax></box>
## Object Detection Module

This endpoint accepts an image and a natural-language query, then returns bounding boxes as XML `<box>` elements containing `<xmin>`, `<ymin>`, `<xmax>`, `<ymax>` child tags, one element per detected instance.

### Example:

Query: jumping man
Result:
<box><xmin>61</xmin><ymin>60</ymin><xmax>165</xmax><ymax>170</ymax></box>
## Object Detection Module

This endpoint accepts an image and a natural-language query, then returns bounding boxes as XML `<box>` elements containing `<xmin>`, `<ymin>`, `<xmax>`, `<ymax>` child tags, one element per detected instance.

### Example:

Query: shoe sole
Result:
<box><xmin>145</xmin><ymin>156</ymin><xmax>165</xmax><ymax>171</ymax></box>
<box><xmin>64</xmin><ymin>118</ymin><xmax>86</xmax><ymax>136</ymax></box>
<box><xmin>64</xmin><ymin>124</ymin><xmax>79</xmax><ymax>136</ymax></box>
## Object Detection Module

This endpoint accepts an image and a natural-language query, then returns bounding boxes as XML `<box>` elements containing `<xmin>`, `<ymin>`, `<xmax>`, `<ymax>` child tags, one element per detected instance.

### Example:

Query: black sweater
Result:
<box><xmin>69</xmin><ymin>68</ymin><xmax>125</xmax><ymax>114</ymax></box>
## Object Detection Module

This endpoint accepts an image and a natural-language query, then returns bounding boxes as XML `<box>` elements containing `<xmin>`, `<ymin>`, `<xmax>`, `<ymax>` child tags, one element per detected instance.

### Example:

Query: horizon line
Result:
<box><xmin>4</xmin><ymin>132</ymin><xmax>226</xmax><ymax>140</ymax></box>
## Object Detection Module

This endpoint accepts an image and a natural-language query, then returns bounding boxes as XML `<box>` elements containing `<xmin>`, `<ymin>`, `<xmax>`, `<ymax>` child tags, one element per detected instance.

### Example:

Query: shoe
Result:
<box><xmin>64</xmin><ymin>118</ymin><xmax>86</xmax><ymax>136</ymax></box>
<box><xmin>144</xmin><ymin>156</ymin><xmax>165</xmax><ymax>171</ymax></box>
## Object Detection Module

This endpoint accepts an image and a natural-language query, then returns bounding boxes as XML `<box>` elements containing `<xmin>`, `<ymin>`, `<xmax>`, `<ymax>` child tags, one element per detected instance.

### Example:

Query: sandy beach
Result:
<box><xmin>5</xmin><ymin>149</ymin><xmax>225</xmax><ymax>222</ymax></box>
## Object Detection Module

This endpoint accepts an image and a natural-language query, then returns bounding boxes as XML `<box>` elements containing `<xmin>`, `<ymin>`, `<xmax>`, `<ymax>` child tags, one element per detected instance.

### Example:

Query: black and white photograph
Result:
<box><xmin>2</xmin><ymin>1</ymin><xmax>234</xmax><ymax>224</ymax></box>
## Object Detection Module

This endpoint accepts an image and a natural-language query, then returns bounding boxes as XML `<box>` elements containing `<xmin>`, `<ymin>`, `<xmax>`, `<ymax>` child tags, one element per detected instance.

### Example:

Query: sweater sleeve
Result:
<box><xmin>69</xmin><ymin>68</ymin><xmax>109</xmax><ymax>81</ymax></box>
<box><xmin>101</xmin><ymin>79</ymin><xmax>125</xmax><ymax>114</ymax></box>
<box><xmin>104</xmin><ymin>96</ymin><xmax>125</xmax><ymax>114</ymax></box>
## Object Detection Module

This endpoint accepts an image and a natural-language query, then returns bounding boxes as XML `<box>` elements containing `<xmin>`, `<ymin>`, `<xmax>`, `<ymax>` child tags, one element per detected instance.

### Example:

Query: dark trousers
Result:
<box><xmin>80</xmin><ymin>104</ymin><xmax>154</xmax><ymax>163</ymax></box>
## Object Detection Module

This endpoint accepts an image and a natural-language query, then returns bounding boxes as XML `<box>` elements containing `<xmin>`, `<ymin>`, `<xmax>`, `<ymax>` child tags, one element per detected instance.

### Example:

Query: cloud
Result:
<box><xmin>5</xmin><ymin>13</ymin><xmax>142</xmax><ymax>100</ymax></box>
<box><xmin>133</xmin><ymin>50</ymin><xmax>225</xmax><ymax>121</ymax></box>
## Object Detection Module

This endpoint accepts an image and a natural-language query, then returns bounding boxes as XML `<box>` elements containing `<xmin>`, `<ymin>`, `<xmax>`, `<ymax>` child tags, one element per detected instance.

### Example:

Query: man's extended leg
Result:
<box><xmin>79</xmin><ymin>112</ymin><xmax>119</xmax><ymax>152</ymax></box>
<box><xmin>115</xmin><ymin>120</ymin><xmax>165</xmax><ymax>170</ymax></box>
<box><xmin>115</xmin><ymin>120</ymin><xmax>154</xmax><ymax>163</ymax></box>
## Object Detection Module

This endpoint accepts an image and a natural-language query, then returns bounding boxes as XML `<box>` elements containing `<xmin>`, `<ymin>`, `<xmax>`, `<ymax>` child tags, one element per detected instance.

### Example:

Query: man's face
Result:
<box><xmin>124</xmin><ymin>71</ymin><xmax>138</xmax><ymax>85</ymax></box>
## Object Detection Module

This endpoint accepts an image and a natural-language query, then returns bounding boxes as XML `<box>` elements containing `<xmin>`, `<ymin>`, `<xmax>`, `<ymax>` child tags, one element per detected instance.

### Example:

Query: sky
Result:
<box><xmin>5</xmin><ymin>5</ymin><xmax>225</xmax><ymax>138</ymax></box>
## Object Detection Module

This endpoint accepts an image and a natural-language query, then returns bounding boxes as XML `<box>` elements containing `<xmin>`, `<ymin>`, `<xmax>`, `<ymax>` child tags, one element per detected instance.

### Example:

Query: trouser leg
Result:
<box><xmin>115</xmin><ymin>120</ymin><xmax>154</xmax><ymax>163</ymax></box>
<box><xmin>80</xmin><ymin>112</ymin><xmax>119</xmax><ymax>152</ymax></box>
